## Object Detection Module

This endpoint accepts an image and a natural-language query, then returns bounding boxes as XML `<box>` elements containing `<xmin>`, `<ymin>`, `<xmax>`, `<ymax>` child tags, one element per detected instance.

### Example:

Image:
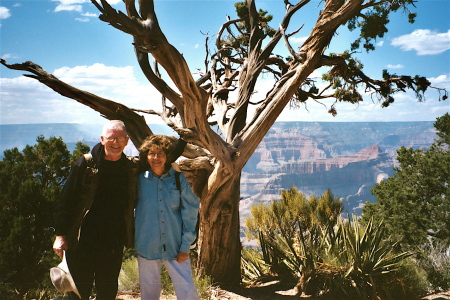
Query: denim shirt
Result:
<box><xmin>135</xmin><ymin>167</ymin><xmax>199</xmax><ymax>260</ymax></box>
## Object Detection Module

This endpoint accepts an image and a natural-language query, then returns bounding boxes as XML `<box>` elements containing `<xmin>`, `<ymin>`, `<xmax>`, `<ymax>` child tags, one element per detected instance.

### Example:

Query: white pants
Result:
<box><xmin>138</xmin><ymin>256</ymin><xmax>199</xmax><ymax>300</ymax></box>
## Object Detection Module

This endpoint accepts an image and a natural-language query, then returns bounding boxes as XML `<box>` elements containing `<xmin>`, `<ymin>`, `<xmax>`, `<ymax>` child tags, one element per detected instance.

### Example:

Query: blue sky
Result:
<box><xmin>1</xmin><ymin>0</ymin><xmax>449</xmax><ymax>125</ymax></box>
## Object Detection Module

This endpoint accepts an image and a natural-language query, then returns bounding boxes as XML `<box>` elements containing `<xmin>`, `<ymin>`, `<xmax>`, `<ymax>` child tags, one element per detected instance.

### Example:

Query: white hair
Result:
<box><xmin>102</xmin><ymin>120</ymin><xmax>128</xmax><ymax>136</ymax></box>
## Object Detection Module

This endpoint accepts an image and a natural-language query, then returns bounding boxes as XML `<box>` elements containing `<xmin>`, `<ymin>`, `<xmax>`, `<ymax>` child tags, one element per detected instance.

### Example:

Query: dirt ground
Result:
<box><xmin>116</xmin><ymin>281</ymin><xmax>450</xmax><ymax>300</ymax></box>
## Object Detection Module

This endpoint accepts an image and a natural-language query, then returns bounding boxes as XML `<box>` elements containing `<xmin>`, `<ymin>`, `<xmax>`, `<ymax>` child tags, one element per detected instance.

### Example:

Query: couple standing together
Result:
<box><xmin>52</xmin><ymin>120</ymin><xmax>200</xmax><ymax>300</ymax></box>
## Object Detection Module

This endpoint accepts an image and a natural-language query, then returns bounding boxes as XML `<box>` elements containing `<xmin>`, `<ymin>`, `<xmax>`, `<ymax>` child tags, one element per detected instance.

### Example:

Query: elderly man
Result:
<box><xmin>53</xmin><ymin>120</ymin><xmax>137</xmax><ymax>300</ymax></box>
<box><xmin>53</xmin><ymin>120</ymin><xmax>185</xmax><ymax>300</ymax></box>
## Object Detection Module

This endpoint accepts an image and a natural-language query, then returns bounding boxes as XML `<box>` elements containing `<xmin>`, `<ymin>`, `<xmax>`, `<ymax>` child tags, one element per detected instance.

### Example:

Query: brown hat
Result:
<box><xmin>50</xmin><ymin>252</ymin><xmax>81</xmax><ymax>298</ymax></box>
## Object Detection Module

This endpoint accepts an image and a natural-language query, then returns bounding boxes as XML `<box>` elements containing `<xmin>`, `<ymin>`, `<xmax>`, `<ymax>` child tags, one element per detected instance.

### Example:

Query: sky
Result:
<box><xmin>0</xmin><ymin>0</ymin><xmax>449</xmax><ymax>126</ymax></box>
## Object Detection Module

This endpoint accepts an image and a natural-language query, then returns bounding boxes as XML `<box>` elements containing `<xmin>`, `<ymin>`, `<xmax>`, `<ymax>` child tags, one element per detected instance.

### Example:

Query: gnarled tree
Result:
<box><xmin>1</xmin><ymin>0</ymin><xmax>447</xmax><ymax>285</ymax></box>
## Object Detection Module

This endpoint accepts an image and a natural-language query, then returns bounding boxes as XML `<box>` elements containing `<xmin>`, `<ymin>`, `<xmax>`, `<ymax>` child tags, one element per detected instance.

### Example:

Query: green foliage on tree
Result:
<box><xmin>361</xmin><ymin>113</ymin><xmax>450</xmax><ymax>291</ymax></box>
<box><xmin>229</xmin><ymin>2</ymin><xmax>275</xmax><ymax>47</ymax></box>
<box><xmin>347</xmin><ymin>0</ymin><xmax>417</xmax><ymax>52</ymax></box>
<box><xmin>362</xmin><ymin>113</ymin><xmax>450</xmax><ymax>247</ymax></box>
<box><xmin>0</xmin><ymin>136</ymin><xmax>89</xmax><ymax>298</ymax></box>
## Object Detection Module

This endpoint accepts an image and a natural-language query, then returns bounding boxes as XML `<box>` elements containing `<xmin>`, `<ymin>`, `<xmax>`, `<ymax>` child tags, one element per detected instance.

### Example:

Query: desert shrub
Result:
<box><xmin>161</xmin><ymin>259</ymin><xmax>213</xmax><ymax>298</ymax></box>
<box><xmin>119</xmin><ymin>253</ymin><xmax>212</xmax><ymax>298</ymax></box>
<box><xmin>193</xmin><ymin>268</ymin><xmax>213</xmax><ymax>299</ymax></box>
<box><xmin>417</xmin><ymin>241</ymin><xmax>450</xmax><ymax>291</ymax></box>
<box><xmin>119</xmin><ymin>256</ymin><xmax>140</xmax><ymax>293</ymax></box>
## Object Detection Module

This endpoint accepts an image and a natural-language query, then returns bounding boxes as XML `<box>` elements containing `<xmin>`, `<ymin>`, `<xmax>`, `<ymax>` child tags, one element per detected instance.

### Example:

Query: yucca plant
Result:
<box><xmin>259</xmin><ymin>220</ymin><xmax>329</xmax><ymax>296</ymax></box>
<box><xmin>241</xmin><ymin>247</ymin><xmax>271</xmax><ymax>284</ymax></box>
<box><xmin>251</xmin><ymin>214</ymin><xmax>415</xmax><ymax>298</ymax></box>
<box><xmin>245</xmin><ymin>188</ymin><xmax>343</xmax><ymax>281</ymax></box>
<box><xmin>244</xmin><ymin>189</ymin><xmax>418</xmax><ymax>299</ymax></box>
<box><xmin>337</xmin><ymin>216</ymin><xmax>413</xmax><ymax>299</ymax></box>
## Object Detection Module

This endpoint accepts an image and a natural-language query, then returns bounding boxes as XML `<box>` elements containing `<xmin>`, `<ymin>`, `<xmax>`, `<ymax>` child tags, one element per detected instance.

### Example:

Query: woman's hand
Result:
<box><xmin>175</xmin><ymin>251</ymin><xmax>189</xmax><ymax>263</ymax></box>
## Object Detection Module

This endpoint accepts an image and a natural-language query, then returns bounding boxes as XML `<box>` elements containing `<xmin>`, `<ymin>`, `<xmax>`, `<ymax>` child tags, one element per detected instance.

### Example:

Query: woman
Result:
<box><xmin>135</xmin><ymin>135</ymin><xmax>200</xmax><ymax>300</ymax></box>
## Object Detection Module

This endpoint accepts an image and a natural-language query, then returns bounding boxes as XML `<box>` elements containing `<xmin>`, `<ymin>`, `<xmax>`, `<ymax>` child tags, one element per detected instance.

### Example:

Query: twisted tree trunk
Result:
<box><xmin>197</xmin><ymin>166</ymin><xmax>242</xmax><ymax>285</ymax></box>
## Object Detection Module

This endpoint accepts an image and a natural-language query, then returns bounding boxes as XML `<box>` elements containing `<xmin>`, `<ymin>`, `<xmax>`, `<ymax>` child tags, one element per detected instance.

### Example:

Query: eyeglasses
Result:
<box><xmin>103</xmin><ymin>136</ymin><xmax>128</xmax><ymax>142</ymax></box>
<box><xmin>147</xmin><ymin>152</ymin><xmax>166</xmax><ymax>158</ymax></box>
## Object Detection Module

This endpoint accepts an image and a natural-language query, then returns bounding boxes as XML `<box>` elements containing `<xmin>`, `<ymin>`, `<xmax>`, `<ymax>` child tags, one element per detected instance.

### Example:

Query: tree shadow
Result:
<box><xmin>222</xmin><ymin>278</ymin><xmax>301</xmax><ymax>299</ymax></box>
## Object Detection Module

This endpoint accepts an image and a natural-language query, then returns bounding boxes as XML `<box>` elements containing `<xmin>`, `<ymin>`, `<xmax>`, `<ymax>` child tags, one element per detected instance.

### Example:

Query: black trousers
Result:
<box><xmin>66</xmin><ymin>241</ymin><xmax>124</xmax><ymax>300</ymax></box>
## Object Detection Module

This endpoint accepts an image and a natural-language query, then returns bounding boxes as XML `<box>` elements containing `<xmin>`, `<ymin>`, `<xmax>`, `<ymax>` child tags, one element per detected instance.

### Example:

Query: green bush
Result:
<box><xmin>119</xmin><ymin>256</ymin><xmax>140</xmax><ymax>293</ymax></box>
<box><xmin>393</xmin><ymin>257</ymin><xmax>430</xmax><ymax>297</ymax></box>
<box><xmin>0</xmin><ymin>137</ymin><xmax>89</xmax><ymax>299</ymax></box>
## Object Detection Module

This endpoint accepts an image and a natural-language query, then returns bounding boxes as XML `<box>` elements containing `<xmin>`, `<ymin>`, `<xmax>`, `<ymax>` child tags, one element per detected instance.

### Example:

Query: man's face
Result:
<box><xmin>100</xmin><ymin>128</ymin><xmax>129</xmax><ymax>161</ymax></box>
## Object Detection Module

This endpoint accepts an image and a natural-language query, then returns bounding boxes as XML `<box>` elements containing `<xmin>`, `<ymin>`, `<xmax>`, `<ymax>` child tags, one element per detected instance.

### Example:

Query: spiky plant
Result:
<box><xmin>241</xmin><ymin>247</ymin><xmax>271</xmax><ymax>284</ymax></box>
<box><xmin>338</xmin><ymin>216</ymin><xmax>413</xmax><ymax>299</ymax></box>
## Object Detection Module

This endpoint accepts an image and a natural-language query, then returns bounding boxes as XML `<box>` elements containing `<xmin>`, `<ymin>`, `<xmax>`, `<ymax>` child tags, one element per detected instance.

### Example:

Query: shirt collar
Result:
<box><xmin>143</xmin><ymin>167</ymin><xmax>175</xmax><ymax>179</ymax></box>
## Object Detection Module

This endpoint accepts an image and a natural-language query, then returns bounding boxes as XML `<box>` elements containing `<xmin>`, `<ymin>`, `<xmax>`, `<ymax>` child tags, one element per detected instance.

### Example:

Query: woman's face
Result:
<box><xmin>146</xmin><ymin>145</ymin><xmax>167</xmax><ymax>176</ymax></box>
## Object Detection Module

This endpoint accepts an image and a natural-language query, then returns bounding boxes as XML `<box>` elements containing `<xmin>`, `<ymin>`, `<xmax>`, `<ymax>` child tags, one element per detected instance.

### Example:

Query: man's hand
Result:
<box><xmin>175</xmin><ymin>251</ymin><xmax>189</xmax><ymax>263</ymax></box>
<box><xmin>53</xmin><ymin>236</ymin><xmax>68</xmax><ymax>259</ymax></box>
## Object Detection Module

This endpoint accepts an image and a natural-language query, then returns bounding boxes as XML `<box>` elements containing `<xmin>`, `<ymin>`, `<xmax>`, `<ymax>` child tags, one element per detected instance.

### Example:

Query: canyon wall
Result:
<box><xmin>239</xmin><ymin>121</ymin><xmax>436</xmax><ymax>222</ymax></box>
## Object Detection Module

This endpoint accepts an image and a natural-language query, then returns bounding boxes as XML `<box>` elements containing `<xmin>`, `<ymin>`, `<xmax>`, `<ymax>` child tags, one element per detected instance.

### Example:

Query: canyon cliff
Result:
<box><xmin>239</xmin><ymin>121</ymin><xmax>436</xmax><ymax>223</ymax></box>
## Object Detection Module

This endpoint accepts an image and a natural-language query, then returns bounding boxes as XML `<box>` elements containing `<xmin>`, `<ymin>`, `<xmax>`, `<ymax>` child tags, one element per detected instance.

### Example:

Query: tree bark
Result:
<box><xmin>196</xmin><ymin>164</ymin><xmax>242</xmax><ymax>285</ymax></box>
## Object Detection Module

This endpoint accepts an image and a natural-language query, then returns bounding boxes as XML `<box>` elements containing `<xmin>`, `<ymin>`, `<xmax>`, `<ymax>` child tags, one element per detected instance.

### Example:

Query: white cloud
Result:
<box><xmin>52</xmin><ymin>0</ymin><xmax>90</xmax><ymax>12</ymax></box>
<box><xmin>429</xmin><ymin>74</ymin><xmax>450</xmax><ymax>90</ymax></box>
<box><xmin>376</xmin><ymin>41</ymin><xmax>384</xmax><ymax>47</ymax></box>
<box><xmin>1</xmin><ymin>64</ymin><xmax>164</xmax><ymax>124</ymax></box>
<box><xmin>54</xmin><ymin>4</ymin><xmax>83</xmax><ymax>12</ymax></box>
<box><xmin>52</xmin><ymin>0</ymin><xmax>119</xmax><ymax>17</ymax></box>
<box><xmin>0</xmin><ymin>6</ymin><xmax>11</xmax><ymax>19</ymax></box>
<box><xmin>289</xmin><ymin>36</ymin><xmax>308</xmax><ymax>44</ymax></box>
<box><xmin>1</xmin><ymin>53</ymin><xmax>19</xmax><ymax>60</ymax></box>
<box><xmin>52</xmin><ymin>0</ymin><xmax>88</xmax><ymax>5</ymax></box>
<box><xmin>82</xmin><ymin>12</ymin><xmax>97</xmax><ymax>17</ymax></box>
<box><xmin>54</xmin><ymin>63</ymin><xmax>133</xmax><ymax>79</ymax></box>
<box><xmin>2</xmin><ymin>63</ymin><xmax>447</xmax><ymax>125</ymax></box>
<box><xmin>0</xmin><ymin>76</ymin><xmax>99</xmax><ymax>124</ymax></box>
<box><xmin>386</xmin><ymin>64</ymin><xmax>403</xmax><ymax>69</ymax></box>
<box><xmin>247</xmin><ymin>69</ymin><xmax>449</xmax><ymax>123</ymax></box>
<box><xmin>391</xmin><ymin>29</ymin><xmax>450</xmax><ymax>55</ymax></box>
